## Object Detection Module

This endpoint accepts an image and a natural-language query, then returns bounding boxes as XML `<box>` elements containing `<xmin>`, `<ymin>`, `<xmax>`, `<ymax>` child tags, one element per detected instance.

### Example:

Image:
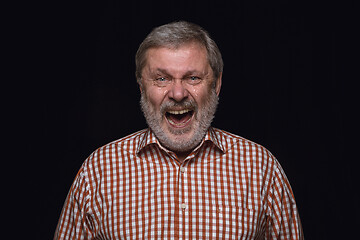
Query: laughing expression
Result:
<box><xmin>140</xmin><ymin>41</ymin><xmax>222</xmax><ymax>154</ymax></box>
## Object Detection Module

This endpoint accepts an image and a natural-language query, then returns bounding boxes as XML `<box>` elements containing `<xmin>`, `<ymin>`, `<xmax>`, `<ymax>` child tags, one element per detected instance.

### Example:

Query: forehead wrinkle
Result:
<box><xmin>145</xmin><ymin>43</ymin><xmax>209</xmax><ymax>77</ymax></box>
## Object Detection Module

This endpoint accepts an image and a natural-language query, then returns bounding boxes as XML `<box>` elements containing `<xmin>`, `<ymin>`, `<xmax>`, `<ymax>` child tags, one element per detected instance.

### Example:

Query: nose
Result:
<box><xmin>167</xmin><ymin>80</ymin><xmax>189</xmax><ymax>102</ymax></box>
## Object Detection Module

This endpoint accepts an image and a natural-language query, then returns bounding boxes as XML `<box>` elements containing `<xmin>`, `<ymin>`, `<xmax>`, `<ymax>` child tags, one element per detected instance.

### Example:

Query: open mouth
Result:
<box><xmin>165</xmin><ymin>109</ymin><xmax>194</xmax><ymax>128</ymax></box>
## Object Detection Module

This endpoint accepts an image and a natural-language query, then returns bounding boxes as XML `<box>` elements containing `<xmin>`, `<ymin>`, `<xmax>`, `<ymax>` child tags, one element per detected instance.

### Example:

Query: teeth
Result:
<box><xmin>167</xmin><ymin>109</ymin><xmax>191</xmax><ymax>115</ymax></box>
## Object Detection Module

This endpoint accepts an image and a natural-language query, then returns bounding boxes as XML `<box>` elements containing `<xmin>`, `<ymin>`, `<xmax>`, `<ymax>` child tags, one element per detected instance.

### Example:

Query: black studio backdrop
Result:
<box><xmin>20</xmin><ymin>0</ymin><xmax>356</xmax><ymax>239</ymax></box>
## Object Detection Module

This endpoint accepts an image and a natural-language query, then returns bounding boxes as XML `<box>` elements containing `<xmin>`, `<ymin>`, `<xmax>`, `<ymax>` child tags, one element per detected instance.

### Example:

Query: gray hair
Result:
<box><xmin>135</xmin><ymin>21</ymin><xmax>223</xmax><ymax>84</ymax></box>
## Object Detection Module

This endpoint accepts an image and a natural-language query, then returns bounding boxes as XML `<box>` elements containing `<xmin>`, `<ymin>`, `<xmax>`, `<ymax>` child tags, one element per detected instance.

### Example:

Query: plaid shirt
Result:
<box><xmin>55</xmin><ymin>127</ymin><xmax>303</xmax><ymax>239</ymax></box>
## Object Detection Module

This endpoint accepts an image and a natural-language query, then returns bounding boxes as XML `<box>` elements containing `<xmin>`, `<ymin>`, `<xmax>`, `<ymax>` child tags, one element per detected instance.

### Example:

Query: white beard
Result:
<box><xmin>140</xmin><ymin>89</ymin><xmax>219</xmax><ymax>153</ymax></box>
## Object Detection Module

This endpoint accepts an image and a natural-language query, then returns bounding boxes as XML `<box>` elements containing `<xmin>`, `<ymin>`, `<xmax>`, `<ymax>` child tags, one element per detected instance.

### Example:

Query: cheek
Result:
<box><xmin>190</xmin><ymin>85</ymin><xmax>213</xmax><ymax>106</ymax></box>
<box><xmin>145</xmin><ymin>88</ymin><xmax>168</xmax><ymax>111</ymax></box>
<box><xmin>189</xmin><ymin>87</ymin><xmax>200</xmax><ymax>99</ymax></box>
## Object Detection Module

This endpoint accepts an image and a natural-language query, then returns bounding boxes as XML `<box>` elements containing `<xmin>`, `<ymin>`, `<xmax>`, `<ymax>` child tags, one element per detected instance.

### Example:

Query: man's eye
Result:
<box><xmin>153</xmin><ymin>77</ymin><xmax>170</xmax><ymax>87</ymax></box>
<box><xmin>187</xmin><ymin>76</ymin><xmax>202</xmax><ymax>84</ymax></box>
<box><xmin>190</xmin><ymin>76</ymin><xmax>199</xmax><ymax>81</ymax></box>
<box><xmin>156</xmin><ymin>77</ymin><xmax>168</xmax><ymax>82</ymax></box>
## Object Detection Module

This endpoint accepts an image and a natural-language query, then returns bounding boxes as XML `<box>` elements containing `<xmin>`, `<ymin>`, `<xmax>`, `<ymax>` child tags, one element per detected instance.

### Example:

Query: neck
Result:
<box><xmin>175</xmin><ymin>150</ymin><xmax>192</xmax><ymax>163</ymax></box>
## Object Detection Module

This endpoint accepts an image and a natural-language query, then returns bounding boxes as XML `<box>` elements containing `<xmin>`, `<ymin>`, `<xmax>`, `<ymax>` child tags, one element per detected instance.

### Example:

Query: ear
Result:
<box><xmin>215</xmin><ymin>72</ymin><xmax>222</xmax><ymax>96</ymax></box>
<box><xmin>138</xmin><ymin>78</ymin><xmax>144</xmax><ymax>93</ymax></box>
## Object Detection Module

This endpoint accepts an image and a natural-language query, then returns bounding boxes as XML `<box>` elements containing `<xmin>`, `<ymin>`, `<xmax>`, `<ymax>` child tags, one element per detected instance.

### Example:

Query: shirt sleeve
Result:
<box><xmin>265</xmin><ymin>161</ymin><xmax>304</xmax><ymax>240</ymax></box>
<box><xmin>54</xmin><ymin>168</ymin><xmax>96</xmax><ymax>240</ymax></box>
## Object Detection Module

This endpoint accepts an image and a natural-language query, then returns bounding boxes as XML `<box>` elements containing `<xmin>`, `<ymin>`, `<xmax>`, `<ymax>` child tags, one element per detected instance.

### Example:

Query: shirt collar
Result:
<box><xmin>202</xmin><ymin>127</ymin><xmax>227</xmax><ymax>153</ymax></box>
<box><xmin>136</xmin><ymin>128</ymin><xmax>158</xmax><ymax>154</ymax></box>
<box><xmin>136</xmin><ymin>127</ymin><xmax>227</xmax><ymax>155</ymax></box>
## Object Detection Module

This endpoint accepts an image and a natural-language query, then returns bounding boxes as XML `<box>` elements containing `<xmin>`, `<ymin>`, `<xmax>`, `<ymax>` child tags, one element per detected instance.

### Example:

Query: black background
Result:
<box><xmin>14</xmin><ymin>0</ymin><xmax>357</xmax><ymax>239</ymax></box>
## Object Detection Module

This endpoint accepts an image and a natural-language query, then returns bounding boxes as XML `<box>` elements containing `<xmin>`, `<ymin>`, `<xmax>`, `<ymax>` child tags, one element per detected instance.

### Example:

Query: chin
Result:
<box><xmin>158</xmin><ymin>123</ymin><xmax>203</xmax><ymax>152</ymax></box>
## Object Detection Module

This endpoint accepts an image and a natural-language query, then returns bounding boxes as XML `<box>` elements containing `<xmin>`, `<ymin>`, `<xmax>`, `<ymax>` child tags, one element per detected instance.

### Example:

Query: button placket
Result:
<box><xmin>179</xmin><ymin>164</ymin><xmax>187</xmax><ymax>215</ymax></box>
<box><xmin>178</xmin><ymin>162</ymin><xmax>189</xmax><ymax>239</ymax></box>
<box><xmin>179</xmin><ymin>163</ymin><xmax>188</xmax><ymax>211</ymax></box>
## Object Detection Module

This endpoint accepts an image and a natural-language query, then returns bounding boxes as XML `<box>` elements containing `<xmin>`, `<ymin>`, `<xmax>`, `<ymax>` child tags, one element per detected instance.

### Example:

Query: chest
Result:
<box><xmin>92</xmin><ymin>157</ymin><xmax>266</xmax><ymax>239</ymax></box>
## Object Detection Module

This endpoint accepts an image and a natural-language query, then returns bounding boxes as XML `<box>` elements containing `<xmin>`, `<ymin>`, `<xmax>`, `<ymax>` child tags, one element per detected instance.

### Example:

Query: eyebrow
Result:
<box><xmin>152</xmin><ymin>68</ymin><xmax>205</xmax><ymax>77</ymax></box>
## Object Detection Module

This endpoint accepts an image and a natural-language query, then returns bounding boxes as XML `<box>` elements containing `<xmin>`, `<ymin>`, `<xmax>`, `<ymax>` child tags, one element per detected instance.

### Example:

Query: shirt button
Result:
<box><xmin>181</xmin><ymin>203</ymin><xmax>187</xmax><ymax>210</ymax></box>
<box><xmin>180</xmin><ymin>167</ymin><xmax>186</xmax><ymax>173</ymax></box>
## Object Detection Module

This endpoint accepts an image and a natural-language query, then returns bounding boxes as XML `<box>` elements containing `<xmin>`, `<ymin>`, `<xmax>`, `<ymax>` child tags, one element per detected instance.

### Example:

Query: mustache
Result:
<box><xmin>160</xmin><ymin>99</ymin><xmax>198</xmax><ymax>115</ymax></box>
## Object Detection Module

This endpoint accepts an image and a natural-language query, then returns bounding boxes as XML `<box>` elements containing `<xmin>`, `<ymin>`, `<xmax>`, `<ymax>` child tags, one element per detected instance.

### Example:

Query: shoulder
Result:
<box><xmin>214</xmin><ymin>127</ymin><xmax>292</xmax><ymax>197</ymax></box>
<box><xmin>79</xmin><ymin>129</ymin><xmax>148</xmax><ymax>176</ymax></box>
<box><xmin>212</xmin><ymin>128</ymin><xmax>275</xmax><ymax>159</ymax></box>
<box><xmin>92</xmin><ymin>129</ymin><xmax>147</xmax><ymax>156</ymax></box>
<box><xmin>212</xmin><ymin>127</ymin><xmax>282</xmax><ymax>177</ymax></box>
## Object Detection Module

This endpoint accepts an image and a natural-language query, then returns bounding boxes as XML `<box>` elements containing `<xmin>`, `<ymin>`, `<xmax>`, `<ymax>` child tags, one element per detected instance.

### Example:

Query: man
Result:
<box><xmin>55</xmin><ymin>21</ymin><xmax>303</xmax><ymax>239</ymax></box>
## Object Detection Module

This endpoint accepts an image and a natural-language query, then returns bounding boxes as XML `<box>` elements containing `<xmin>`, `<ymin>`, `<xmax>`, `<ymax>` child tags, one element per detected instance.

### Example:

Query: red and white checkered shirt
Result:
<box><xmin>55</xmin><ymin>127</ymin><xmax>303</xmax><ymax>239</ymax></box>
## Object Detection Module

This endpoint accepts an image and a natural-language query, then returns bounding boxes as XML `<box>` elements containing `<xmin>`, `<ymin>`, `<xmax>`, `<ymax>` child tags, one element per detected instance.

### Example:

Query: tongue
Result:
<box><xmin>167</xmin><ymin>112</ymin><xmax>192</xmax><ymax>124</ymax></box>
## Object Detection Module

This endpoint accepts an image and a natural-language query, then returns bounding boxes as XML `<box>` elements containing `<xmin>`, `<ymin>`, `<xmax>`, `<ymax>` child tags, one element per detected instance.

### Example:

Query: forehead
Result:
<box><xmin>144</xmin><ymin>42</ymin><xmax>210</xmax><ymax>75</ymax></box>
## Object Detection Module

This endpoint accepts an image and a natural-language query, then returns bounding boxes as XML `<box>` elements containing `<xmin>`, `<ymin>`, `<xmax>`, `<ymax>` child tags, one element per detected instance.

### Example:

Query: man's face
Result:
<box><xmin>140</xmin><ymin>42</ymin><xmax>222</xmax><ymax>153</ymax></box>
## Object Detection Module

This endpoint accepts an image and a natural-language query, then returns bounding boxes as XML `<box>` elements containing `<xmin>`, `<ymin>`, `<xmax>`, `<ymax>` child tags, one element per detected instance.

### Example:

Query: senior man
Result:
<box><xmin>55</xmin><ymin>21</ymin><xmax>303</xmax><ymax>239</ymax></box>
